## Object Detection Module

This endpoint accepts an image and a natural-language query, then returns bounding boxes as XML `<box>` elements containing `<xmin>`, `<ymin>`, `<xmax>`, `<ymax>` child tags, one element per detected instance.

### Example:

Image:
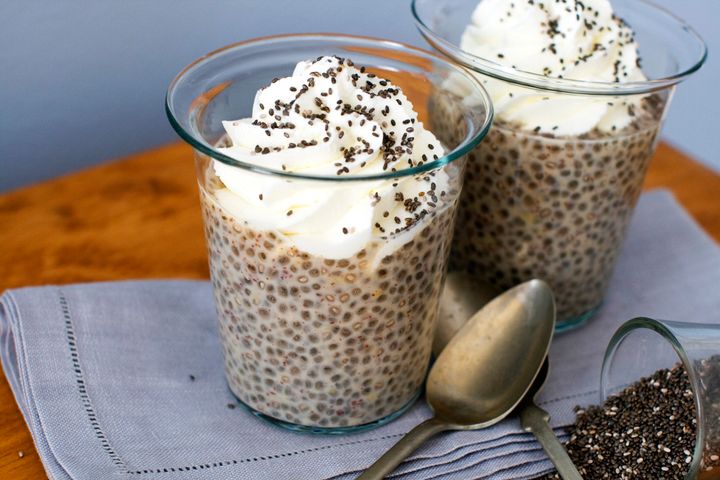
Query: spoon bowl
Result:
<box><xmin>433</xmin><ymin>272</ymin><xmax>500</xmax><ymax>355</ymax></box>
<box><xmin>428</xmin><ymin>279</ymin><xmax>555</xmax><ymax>427</ymax></box>
<box><xmin>358</xmin><ymin>279</ymin><xmax>555</xmax><ymax>479</ymax></box>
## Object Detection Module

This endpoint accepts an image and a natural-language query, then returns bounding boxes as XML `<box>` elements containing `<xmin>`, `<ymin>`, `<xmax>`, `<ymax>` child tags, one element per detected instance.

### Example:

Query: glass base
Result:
<box><xmin>231</xmin><ymin>388</ymin><xmax>422</xmax><ymax>435</ymax></box>
<box><xmin>556</xmin><ymin>304</ymin><xmax>601</xmax><ymax>333</ymax></box>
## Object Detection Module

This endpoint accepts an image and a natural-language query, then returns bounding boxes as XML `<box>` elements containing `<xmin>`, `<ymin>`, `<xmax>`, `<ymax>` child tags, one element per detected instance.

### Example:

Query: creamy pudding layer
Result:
<box><xmin>201</xmin><ymin>56</ymin><xmax>462</xmax><ymax>427</ymax></box>
<box><xmin>442</xmin><ymin>104</ymin><xmax>663</xmax><ymax>319</ymax></box>
<box><xmin>201</xmin><ymin>179</ymin><xmax>457</xmax><ymax>427</ymax></box>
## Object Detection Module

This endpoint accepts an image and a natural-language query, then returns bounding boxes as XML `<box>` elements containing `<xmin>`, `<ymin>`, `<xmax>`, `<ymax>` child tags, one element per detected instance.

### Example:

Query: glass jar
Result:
<box><xmin>166</xmin><ymin>34</ymin><xmax>493</xmax><ymax>433</ymax></box>
<box><xmin>412</xmin><ymin>0</ymin><xmax>707</xmax><ymax>330</ymax></box>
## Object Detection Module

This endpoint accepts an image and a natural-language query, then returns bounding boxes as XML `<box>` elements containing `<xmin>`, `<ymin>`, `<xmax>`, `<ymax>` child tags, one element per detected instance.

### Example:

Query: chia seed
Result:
<box><xmin>435</xmin><ymin>92</ymin><xmax>666</xmax><ymax>322</ymax></box>
<box><xmin>538</xmin><ymin>359</ymin><xmax>720</xmax><ymax>479</ymax></box>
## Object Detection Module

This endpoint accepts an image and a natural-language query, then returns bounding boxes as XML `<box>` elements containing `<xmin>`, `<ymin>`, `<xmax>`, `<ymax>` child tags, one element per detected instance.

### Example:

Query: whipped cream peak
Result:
<box><xmin>460</xmin><ymin>0</ymin><xmax>647</xmax><ymax>136</ymax></box>
<box><xmin>213</xmin><ymin>56</ymin><xmax>450</xmax><ymax>261</ymax></box>
<box><xmin>463</xmin><ymin>0</ymin><xmax>644</xmax><ymax>83</ymax></box>
<box><xmin>220</xmin><ymin>56</ymin><xmax>443</xmax><ymax>177</ymax></box>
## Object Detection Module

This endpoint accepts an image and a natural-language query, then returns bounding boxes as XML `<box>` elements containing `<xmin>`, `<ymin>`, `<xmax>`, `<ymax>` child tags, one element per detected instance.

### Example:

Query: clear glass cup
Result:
<box><xmin>602</xmin><ymin>318</ymin><xmax>720</xmax><ymax>479</ymax></box>
<box><xmin>412</xmin><ymin>0</ymin><xmax>707</xmax><ymax>330</ymax></box>
<box><xmin>166</xmin><ymin>34</ymin><xmax>493</xmax><ymax>433</ymax></box>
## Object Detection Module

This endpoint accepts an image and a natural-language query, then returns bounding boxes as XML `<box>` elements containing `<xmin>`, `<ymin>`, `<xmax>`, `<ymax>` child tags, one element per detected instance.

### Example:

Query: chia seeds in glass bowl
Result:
<box><xmin>540</xmin><ymin>359</ymin><xmax>720</xmax><ymax>479</ymax></box>
<box><xmin>543</xmin><ymin>318</ymin><xmax>720</xmax><ymax>479</ymax></box>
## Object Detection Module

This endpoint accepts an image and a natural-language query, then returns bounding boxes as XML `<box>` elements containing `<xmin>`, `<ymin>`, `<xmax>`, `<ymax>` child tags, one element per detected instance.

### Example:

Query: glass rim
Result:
<box><xmin>165</xmin><ymin>33</ymin><xmax>494</xmax><ymax>182</ymax></box>
<box><xmin>601</xmin><ymin>317</ymin><xmax>704</xmax><ymax>479</ymax></box>
<box><xmin>411</xmin><ymin>0</ymin><xmax>708</xmax><ymax>96</ymax></box>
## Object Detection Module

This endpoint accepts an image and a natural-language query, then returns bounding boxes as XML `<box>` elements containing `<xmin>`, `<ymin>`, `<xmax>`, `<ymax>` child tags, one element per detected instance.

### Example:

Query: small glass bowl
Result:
<box><xmin>601</xmin><ymin>318</ymin><xmax>720</xmax><ymax>479</ymax></box>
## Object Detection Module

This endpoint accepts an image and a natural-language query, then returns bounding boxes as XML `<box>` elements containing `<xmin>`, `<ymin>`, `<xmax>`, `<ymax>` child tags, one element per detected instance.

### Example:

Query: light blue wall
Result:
<box><xmin>1</xmin><ymin>0</ymin><xmax>717</xmax><ymax>192</ymax></box>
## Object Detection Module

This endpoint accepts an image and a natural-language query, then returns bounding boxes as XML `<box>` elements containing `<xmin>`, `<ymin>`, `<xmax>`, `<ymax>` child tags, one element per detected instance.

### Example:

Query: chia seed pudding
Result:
<box><xmin>436</xmin><ymin>0</ymin><xmax>675</xmax><ymax>324</ymax></box>
<box><xmin>195</xmin><ymin>56</ymin><xmax>467</xmax><ymax>429</ymax></box>
<box><xmin>447</xmin><ymin>97</ymin><xmax>664</xmax><ymax>320</ymax></box>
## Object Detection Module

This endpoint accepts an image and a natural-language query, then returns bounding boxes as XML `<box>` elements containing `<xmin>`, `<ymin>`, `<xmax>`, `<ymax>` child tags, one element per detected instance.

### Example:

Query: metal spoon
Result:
<box><xmin>433</xmin><ymin>272</ymin><xmax>500</xmax><ymax>355</ymax></box>
<box><xmin>357</xmin><ymin>279</ymin><xmax>555</xmax><ymax>480</ymax></box>
<box><xmin>439</xmin><ymin>274</ymin><xmax>581</xmax><ymax>478</ymax></box>
<box><xmin>519</xmin><ymin>359</ymin><xmax>583</xmax><ymax>480</ymax></box>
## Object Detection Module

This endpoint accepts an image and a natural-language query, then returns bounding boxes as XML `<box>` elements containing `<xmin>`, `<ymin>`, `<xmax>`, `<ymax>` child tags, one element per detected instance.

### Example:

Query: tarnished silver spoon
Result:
<box><xmin>357</xmin><ymin>279</ymin><xmax>555</xmax><ymax>479</ymax></box>
<box><xmin>519</xmin><ymin>358</ymin><xmax>583</xmax><ymax>480</ymax></box>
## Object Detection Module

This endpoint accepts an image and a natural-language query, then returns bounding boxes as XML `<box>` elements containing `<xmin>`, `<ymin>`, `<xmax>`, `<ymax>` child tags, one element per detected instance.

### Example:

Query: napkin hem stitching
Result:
<box><xmin>124</xmin><ymin>432</ymin><xmax>406</xmax><ymax>475</ymax></box>
<box><xmin>55</xmin><ymin>287</ymin><xmax>462</xmax><ymax>476</ymax></box>
<box><xmin>538</xmin><ymin>389</ymin><xmax>597</xmax><ymax>406</ymax></box>
<box><xmin>60</xmin><ymin>290</ymin><xmax>129</xmax><ymax>474</ymax></box>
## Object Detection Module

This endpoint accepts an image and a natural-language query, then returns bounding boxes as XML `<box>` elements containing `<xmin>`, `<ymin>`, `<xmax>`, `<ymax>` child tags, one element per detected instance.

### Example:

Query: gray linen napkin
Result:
<box><xmin>2</xmin><ymin>189</ymin><xmax>719</xmax><ymax>480</ymax></box>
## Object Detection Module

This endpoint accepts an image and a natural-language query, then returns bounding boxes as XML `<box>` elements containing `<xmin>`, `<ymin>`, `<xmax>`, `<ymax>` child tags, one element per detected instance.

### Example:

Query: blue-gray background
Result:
<box><xmin>1</xmin><ymin>0</ymin><xmax>718</xmax><ymax>192</ymax></box>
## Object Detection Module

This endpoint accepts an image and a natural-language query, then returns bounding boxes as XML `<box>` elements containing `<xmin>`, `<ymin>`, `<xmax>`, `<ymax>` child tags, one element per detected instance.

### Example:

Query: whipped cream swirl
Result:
<box><xmin>460</xmin><ymin>0</ymin><xmax>647</xmax><ymax>136</ymax></box>
<box><xmin>213</xmin><ymin>56</ymin><xmax>449</xmax><ymax>260</ymax></box>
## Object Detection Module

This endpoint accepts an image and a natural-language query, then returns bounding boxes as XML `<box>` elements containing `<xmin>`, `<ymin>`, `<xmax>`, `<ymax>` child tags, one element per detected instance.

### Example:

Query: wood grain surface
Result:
<box><xmin>0</xmin><ymin>141</ymin><xmax>718</xmax><ymax>479</ymax></box>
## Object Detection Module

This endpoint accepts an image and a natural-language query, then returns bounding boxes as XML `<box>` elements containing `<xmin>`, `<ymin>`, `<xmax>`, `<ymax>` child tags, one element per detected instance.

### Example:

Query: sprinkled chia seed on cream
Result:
<box><xmin>214</xmin><ymin>56</ymin><xmax>449</xmax><ymax>259</ymax></box>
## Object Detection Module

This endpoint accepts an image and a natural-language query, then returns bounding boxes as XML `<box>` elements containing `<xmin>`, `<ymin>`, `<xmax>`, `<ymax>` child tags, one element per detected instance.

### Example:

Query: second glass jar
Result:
<box><xmin>413</xmin><ymin>0</ymin><xmax>707</xmax><ymax>329</ymax></box>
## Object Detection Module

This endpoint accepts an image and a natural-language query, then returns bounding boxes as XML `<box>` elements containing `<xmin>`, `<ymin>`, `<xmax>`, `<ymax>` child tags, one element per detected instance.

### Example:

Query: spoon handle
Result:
<box><xmin>520</xmin><ymin>403</ymin><xmax>583</xmax><ymax>480</ymax></box>
<box><xmin>356</xmin><ymin>417</ymin><xmax>448</xmax><ymax>480</ymax></box>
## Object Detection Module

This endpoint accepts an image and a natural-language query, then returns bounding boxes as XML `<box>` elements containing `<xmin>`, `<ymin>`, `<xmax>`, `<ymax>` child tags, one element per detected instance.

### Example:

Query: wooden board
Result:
<box><xmin>0</xmin><ymin>141</ymin><xmax>718</xmax><ymax>479</ymax></box>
